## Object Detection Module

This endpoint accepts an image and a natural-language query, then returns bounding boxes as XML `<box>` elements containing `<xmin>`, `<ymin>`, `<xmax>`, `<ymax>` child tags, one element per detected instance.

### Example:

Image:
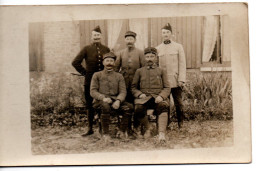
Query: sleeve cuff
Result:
<box><xmin>135</xmin><ymin>92</ymin><xmax>143</xmax><ymax>98</ymax></box>
<box><xmin>98</xmin><ymin>94</ymin><xmax>106</xmax><ymax>100</ymax></box>
<box><xmin>116</xmin><ymin>99</ymin><xmax>122</xmax><ymax>103</ymax></box>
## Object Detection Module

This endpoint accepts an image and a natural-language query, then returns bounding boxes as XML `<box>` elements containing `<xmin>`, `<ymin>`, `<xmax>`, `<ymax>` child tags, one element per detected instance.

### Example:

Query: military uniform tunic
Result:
<box><xmin>90</xmin><ymin>70</ymin><xmax>126</xmax><ymax>103</ymax></box>
<box><xmin>156</xmin><ymin>41</ymin><xmax>186</xmax><ymax>88</ymax></box>
<box><xmin>72</xmin><ymin>42</ymin><xmax>110</xmax><ymax>109</ymax></box>
<box><xmin>131</xmin><ymin>64</ymin><xmax>170</xmax><ymax>105</ymax></box>
<box><xmin>115</xmin><ymin>47</ymin><xmax>145</xmax><ymax>90</ymax></box>
<box><xmin>72</xmin><ymin>43</ymin><xmax>110</xmax><ymax>85</ymax></box>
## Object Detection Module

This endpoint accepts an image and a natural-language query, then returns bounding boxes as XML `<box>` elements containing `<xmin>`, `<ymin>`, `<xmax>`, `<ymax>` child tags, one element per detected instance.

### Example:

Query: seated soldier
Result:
<box><xmin>90</xmin><ymin>52</ymin><xmax>133</xmax><ymax>141</ymax></box>
<box><xmin>131</xmin><ymin>47</ymin><xmax>171</xmax><ymax>142</ymax></box>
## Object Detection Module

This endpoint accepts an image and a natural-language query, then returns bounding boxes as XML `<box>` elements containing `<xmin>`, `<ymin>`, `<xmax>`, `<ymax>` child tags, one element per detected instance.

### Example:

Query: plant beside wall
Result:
<box><xmin>181</xmin><ymin>71</ymin><xmax>232</xmax><ymax>121</ymax></box>
<box><xmin>30</xmin><ymin>71</ymin><xmax>232</xmax><ymax>129</ymax></box>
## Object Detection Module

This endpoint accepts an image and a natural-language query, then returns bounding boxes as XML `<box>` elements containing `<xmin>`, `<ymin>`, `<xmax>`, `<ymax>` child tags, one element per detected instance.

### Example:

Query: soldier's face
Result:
<box><xmin>103</xmin><ymin>58</ymin><xmax>115</xmax><ymax>70</ymax></box>
<box><xmin>125</xmin><ymin>36</ymin><xmax>136</xmax><ymax>47</ymax></box>
<box><xmin>162</xmin><ymin>29</ymin><xmax>172</xmax><ymax>41</ymax></box>
<box><xmin>91</xmin><ymin>31</ymin><xmax>102</xmax><ymax>43</ymax></box>
<box><xmin>145</xmin><ymin>53</ymin><xmax>156</xmax><ymax>65</ymax></box>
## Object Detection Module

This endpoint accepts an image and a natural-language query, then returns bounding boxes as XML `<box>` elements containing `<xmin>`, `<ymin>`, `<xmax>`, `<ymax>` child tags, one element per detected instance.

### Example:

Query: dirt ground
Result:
<box><xmin>31</xmin><ymin>120</ymin><xmax>233</xmax><ymax>155</ymax></box>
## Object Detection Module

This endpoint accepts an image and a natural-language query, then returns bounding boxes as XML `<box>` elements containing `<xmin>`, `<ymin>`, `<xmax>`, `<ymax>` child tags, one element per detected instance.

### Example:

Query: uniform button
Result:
<box><xmin>99</xmin><ymin>55</ymin><xmax>101</xmax><ymax>57</ymax></box>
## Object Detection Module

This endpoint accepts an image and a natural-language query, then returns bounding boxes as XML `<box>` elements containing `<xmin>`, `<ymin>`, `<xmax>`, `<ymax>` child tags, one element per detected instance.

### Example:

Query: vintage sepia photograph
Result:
<box><xmin>29</xmin><ymin>16</ymin><xmax>233</xmax><ymax>154</ymax></box>
<box><xmin>0</xmin><ymin>3</ymin><xmax>251</xmax><ymax>166</ymax></box>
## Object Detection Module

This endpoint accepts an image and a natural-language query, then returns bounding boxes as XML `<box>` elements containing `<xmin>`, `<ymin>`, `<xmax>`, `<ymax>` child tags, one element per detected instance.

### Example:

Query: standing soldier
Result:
<box><xmin>90</xmin><ymin>52</ymin><xmax>133</xmax><ymax>141</ymax></box>
<box><xmin>72</xmin><ymin>26</ymin><xmax>110</xmax><ymax>136</ymax></box>
<box><xmin>156</xmin><ymin>23</ymin><xmax>186</xmax><ymax>128</ymax></box>
<box><xmin>115</xmin><ymin>31</ymin><xmax>145</xmax><ymax>133</ymax></box>
<box><xmin>131</xmin><ymin>47</ymin><xmax>170</xmax><ymax>142</ymax></box>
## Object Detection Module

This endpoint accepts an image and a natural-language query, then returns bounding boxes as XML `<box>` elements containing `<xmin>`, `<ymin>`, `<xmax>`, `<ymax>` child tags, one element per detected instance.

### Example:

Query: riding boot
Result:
<box><xmin>177</xmin><ymin>109</ymin><xmax>184</xmax><ymax>129</ymax></box>
<box><xmin>139</xmin><ymin>116</ymin><xmax>150</xmax><ymax>138</ymax></box>
<box><xmin>81</xmin><ymin>109</ymin><xmax>94</xmax><ymax>136</ymax></box>
<box><xmin>100</xmin><ymin>114</ymin><xmax>110</xmax><ymax>135</ymax></box>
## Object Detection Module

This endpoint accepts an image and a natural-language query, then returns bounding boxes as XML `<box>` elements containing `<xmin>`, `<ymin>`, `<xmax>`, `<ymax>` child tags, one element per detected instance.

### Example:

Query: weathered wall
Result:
<box><xmin>29</xmin><ymin>21</ymin><xmax>81</xmax><ymax>72</ymax></box>
<box><xmin>43</xmin><ymin>21</ymin><xmax>81</xmax><ymax>73</ymax></box>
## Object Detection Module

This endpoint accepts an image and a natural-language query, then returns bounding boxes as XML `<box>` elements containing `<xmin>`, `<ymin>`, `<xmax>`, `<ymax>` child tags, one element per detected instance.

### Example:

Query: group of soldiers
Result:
<box><xmin>72</xmin><ymin>23</ymin><xmax>186</xmax><ymax>143</ymax></box>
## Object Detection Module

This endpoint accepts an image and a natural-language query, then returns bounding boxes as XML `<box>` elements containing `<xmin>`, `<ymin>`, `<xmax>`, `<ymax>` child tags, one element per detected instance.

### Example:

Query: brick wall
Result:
<box><xmin>43</xmin><ymin>21</ymin><xmax>80</xmax><ymax>73</ymax></box>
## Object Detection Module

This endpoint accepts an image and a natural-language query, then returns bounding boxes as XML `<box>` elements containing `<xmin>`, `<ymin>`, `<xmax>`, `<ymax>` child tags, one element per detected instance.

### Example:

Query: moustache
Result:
<box><xmin>127</xmin><ymin>43</ymin><xmax>134</xmax><ymax>45</ymax></box>
<box><xmin>106</xmin><ymin>65</ymin><xmax>113</xmax><ymax>67</ymax></box>
<box><xmin>94</xmin><ymin>38</ymin><xmax>101</xmax><ymax>40</ymax></box>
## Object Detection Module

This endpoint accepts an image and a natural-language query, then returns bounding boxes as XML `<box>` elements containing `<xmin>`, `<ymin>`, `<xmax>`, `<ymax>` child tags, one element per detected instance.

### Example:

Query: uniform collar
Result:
<box><xmin>93</xmin><ymin>42</ymin><xmax>101</xmax><ymax>46</ymax></box>
<box><xmin>127</xmin><ymin>45</ymin><xmax>135</xmax><ymax>52</ymax></box>
<box><xmin>103</xmin><ymin>68</ymin><xmax>114</xmax><ymax>74</ymax></box>
<box><xmin>163</xmin><ymin>39</ymin><xmax>174</xmax><ymax>45</ymax></box>
<box><xmin>146</xmin><ymin>63</ymin><xmax>157</xmax><ymax>69</ymax></box>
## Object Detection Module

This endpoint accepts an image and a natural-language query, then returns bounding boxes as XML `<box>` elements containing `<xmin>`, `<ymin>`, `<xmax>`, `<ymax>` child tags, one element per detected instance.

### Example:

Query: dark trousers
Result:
<box><xmin>84</xmin><ymin>73</ymin><xmax>94</xmax><ymax>110</ymax></box>
<box><xmin>171</xmin><ymin>87</ymin><xmax>184</xmax><ymax>123</ymax></box>
<box><xmin>134</xmin><ymin>98</ymin><xmax>169</xmax><ymax>133</ymax></box>
<box><xmin>125</xmin><ymin>88</ymin><xmax>136</xmax><ymax>129</ymax></box>
<box><xmin>93</xmin><ymin>100</ymin><xmax>133</xmax><ymax>134</ymax></box>
<box><xmin>84</xmin><ymin>73</ymin><xmax>94</xmax><ymax>129</ymax></box>
<box><xmin>135</xmin><ymin>98</ymin><xmax>169</xmax><ymax>118</ymax></box>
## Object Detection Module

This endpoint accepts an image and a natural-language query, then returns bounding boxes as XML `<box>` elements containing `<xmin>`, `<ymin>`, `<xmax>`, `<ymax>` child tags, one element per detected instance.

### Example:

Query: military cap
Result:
<box><xmin>125</xmin><ymin>31</ymin><xmax>137</xmax><ymax>38</ymax></box>
<box><xmin>162</xmin><ymin>23</ymin><xmax>172</xmax><ymax>32</ymax></box>
<box><xmin>144</xmin><ymin>47</ymin><xmax>157</xmax><ymax>55</ymax></box>
<box><xmin>103</xmin><ymin>52</ymin><xmax>117</xmax><ymax>60</ymax></box>
<box><xmin>93</xmin><ymin>25</ymin><xmax>102</xmax><ymax>33</ymax></box>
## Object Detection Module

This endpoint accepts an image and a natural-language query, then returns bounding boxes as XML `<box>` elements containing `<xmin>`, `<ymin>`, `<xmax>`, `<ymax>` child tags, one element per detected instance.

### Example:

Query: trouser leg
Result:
<box><xmin>82</xmin><ymin>84</ymin><xmax>94</xmax><ymax>136</ymax></box>
<box><xmin>155</xmin><ymin>101</ymin><xmax>169</xmax><ymax>142</ymax></box>
<box><xmin>84</xmin><ymin>84</ymin><xmax>94</xmax><ymax>130</ymax></box>
<box><xmin>135</xmin><ymin>104</ymin><xmax>149</xmax><ymax>135</ymax></box>
<box><xmin>100</xmin><ymin>102</ymin><xmax>112</xmax><ymax>135</ymax></box>
<box><xmin>172</xmin><ymin>87</ymin><xmax>184</xmax><ymax>128</ymax></box>
<box><xmin>87</xmin><ymin>109</ymin><xmax>94</xmax><ymax>131</ymax></box>
<box><xmin>100</xmin><ymin>114</ymin><xmax>110</xmax><ymax>135</ymax></box>
<box><xmin>158</xmin><ymin>112</ymin><xmax>168</xmax><ymax>133</ymax></box>
<box><xmin>155</xmin><ymin>101</ymin><xmax>169</xmax><ymax>133</ymax></box>
<box><xmin>120</xmin><ymin>102</ymin><xmax>134</xmax><ymax>133</ymax></box>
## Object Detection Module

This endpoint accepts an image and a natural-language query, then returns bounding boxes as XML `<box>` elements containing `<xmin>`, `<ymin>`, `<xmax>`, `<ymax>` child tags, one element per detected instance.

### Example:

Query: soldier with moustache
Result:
<box><xmin>131</xmin><ymin>47</ymin><xmax>170</xmax><ymax>142</ymax></box>
<box><xmin>72</xmin><ymin>26</ymin><xmax>110</xmax><ymax>136</ymax></box>
<box><xmin>90</xmin><ymin>52</ymin><xmax>133</xmax><ymax>141</ymax></box>
<box><xmin>115</xmin><ymin>31</ymin><xmax>145</xmax><ymax>133</ymax></box>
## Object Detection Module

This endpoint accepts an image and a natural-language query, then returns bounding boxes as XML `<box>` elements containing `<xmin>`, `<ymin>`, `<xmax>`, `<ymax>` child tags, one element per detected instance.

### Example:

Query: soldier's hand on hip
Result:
<box><xmin>178</xmin><ymin>81</ymin><xmax>185</xmax><ymax>89</ymax></box>
<box><xmin>112</xmin><ymin>100</ymin><xmax>120</xmax><ymax>109</ymax></box>
<box><xmin>155</xmin><ymin>96</ymin><xmax>163</xmax><ymax>103</ymax></box>
<box><xmin>103</xmin><ymin>97</ymin><xmax>113</xmax><ymax>104</ymax></box>
<box><xmin>139</xmin><ymin>94</ymin><xmax>147</xmax><ymax>99</ymax></box>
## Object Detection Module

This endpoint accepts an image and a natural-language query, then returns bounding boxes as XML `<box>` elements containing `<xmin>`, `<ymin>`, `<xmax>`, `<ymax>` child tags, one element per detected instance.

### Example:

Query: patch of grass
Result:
<box><xmin>31</xmin><ymin>120</ymin><xmax>233</xmax><ymax>155</ymax></box>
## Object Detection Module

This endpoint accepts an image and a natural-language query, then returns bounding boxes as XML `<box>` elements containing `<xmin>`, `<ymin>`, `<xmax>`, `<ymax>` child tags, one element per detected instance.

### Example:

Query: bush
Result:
<box><xmin>30</xmin><ymin>72</ymin><xmax>86</xmax><ymax>129</ymax></box>
<box><xmin>181</xmin><ymin>71</ymin><xmax>232</xmax><ymax>121</ymax></box>
<box><xmin>30</xmin><ymin>71</ymin><xmax>233</xmax><ymax>128</ymax></box>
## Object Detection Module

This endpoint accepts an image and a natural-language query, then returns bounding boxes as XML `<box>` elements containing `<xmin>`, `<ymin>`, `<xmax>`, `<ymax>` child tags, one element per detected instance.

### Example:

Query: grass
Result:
<box><xmin>31</xmin><ymin>120</ymin><xmax>233</xmax><ymax>155</ymax></box>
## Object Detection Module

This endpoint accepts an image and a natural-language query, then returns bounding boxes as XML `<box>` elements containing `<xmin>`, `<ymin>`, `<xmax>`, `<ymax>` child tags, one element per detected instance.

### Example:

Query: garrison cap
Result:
<box><xmin>103</xmin><ymin>52</ymin><xmax>117</xmax><ymax>60</ymax></box>
<box><xmin>162</xmin><ymin>23</ymin><xmax>172</xmax><ymax>32</ymax></box>
<box><xmin>93</xmin><ymin>25</ymin><xmax>102</xmax><ymax>33</ymax></box>
<box><xmin>125</xmin><ymin>31</ymin><xmax>137</xmax><ymax>38</ymax></box>
<box><xmin>144</xmin><ymin>47</ymin><xmax>157</xmax><ymax>55</ymax></box>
